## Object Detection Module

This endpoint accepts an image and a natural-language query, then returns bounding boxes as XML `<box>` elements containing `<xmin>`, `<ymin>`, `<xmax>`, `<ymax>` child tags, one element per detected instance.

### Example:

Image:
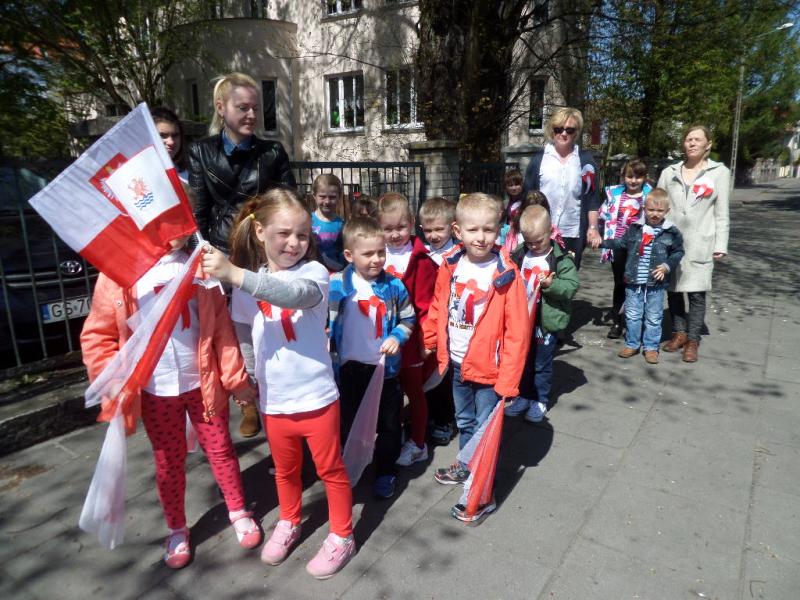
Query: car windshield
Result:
<box><xmin>0</xmin><ymin>165</ymin><xmax>49</xmax><ymax>210</ymax></box>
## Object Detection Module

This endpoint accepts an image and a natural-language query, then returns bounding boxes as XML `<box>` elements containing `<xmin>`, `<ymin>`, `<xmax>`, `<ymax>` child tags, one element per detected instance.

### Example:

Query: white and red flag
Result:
<box><xmin>28</xmin><ymin>103</ymin><xmax>196</xmax><ymax>289</ymax></box>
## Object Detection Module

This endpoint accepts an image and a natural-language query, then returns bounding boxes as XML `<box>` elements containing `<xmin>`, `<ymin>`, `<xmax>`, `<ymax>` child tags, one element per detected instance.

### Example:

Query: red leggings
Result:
<box><xmin>400</xmin><ymin>366</ymin><xmax>428</xmax><ymax>447</ymax></box>
<box><xmin>264</xmin><ymin>401</ymin><xmax>353</xmax><ymax>537</ymax></box>
<box><xmin>141</xmin><ymin>389</ymin><xmax>245</xmax><ymax>530</ymax></box>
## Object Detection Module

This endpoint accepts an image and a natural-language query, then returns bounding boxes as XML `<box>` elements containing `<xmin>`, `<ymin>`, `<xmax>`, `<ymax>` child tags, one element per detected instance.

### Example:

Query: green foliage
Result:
<box><xmin>590</xmin><ymin>0</ymin><xmax>800</xmax><ymax>164</ymax></box>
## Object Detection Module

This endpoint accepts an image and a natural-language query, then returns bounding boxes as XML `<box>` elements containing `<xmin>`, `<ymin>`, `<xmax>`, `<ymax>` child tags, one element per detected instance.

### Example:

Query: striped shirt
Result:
<box><xmin>635</xmin><ymin>225</ymin><xmax>661</xmax><ymax>284</ymax></box>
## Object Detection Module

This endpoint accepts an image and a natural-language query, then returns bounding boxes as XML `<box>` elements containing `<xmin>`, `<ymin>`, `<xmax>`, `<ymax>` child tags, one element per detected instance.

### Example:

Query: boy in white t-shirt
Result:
<box><xmin>329</xmin><ymin>217</ymin><xmax>417</xmax><ymax>499</ymax></box>
<box><xmin>506</xmin><ymin>205</ymin><xmax>579</xmax><ymax>423</ymax></box>
<box><xmin>422</xmin><ymin>193</ymin><xmax>530</xmax><ymax>522</ymax></box>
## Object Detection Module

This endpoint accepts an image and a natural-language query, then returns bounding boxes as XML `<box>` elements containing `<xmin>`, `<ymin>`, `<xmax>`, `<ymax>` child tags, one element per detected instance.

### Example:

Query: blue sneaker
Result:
<box><xmin>373</xmin><ymin>475</ymin><xmax>396</xmax><ymax>499</ymax></box>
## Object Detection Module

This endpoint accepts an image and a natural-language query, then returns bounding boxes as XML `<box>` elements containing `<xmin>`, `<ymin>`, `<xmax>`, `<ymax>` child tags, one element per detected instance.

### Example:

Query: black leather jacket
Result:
<box><xmin>188</xmin><ymin>133</ymin><xmax>296</xmax><ymax>253</ymax></box>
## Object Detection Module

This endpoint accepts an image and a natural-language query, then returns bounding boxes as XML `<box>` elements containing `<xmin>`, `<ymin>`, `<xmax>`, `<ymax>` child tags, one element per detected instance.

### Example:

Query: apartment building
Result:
<box><xmin>167</xmin><ymin>0</ymin><xmax>585</xmax><ymax>162</ymax></box>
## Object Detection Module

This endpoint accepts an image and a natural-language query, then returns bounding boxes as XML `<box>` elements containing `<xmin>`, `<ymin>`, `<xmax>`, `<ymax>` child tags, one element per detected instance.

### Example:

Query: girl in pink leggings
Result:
<box><xmin>80</xmin><ymin>233</ymin><xmax>261</xmax><ymax>569</ymax></box>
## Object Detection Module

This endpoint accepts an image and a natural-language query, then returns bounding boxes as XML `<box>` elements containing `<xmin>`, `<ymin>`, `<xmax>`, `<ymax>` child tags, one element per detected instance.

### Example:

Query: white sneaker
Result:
<box><xmin>524</xmin><ymin>401</ymin><xmax>547</xmax><ymax>423</ymax></box>
<box><xmin>395</xmin><ymin>440</ymin><xmax>428</xmax><ymax>466</ymax></box>
<box><xmin>504</xmin><ymin>397</ymin><xmax>530</xmax><ymax>417</ymax></box>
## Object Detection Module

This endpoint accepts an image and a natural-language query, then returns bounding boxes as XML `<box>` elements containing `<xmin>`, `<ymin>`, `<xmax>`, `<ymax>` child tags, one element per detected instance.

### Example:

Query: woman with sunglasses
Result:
<box><xmin>522</xmin><ymin>107</ymin><xmax>601</xmax><ymax>269</ymax></box>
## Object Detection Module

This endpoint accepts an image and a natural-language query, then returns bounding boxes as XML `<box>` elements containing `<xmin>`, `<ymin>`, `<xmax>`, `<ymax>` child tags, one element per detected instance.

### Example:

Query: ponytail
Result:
<box><xmin>228</xmin><ymin>188</ymin><xmax>318</xmax><ymax>271</ymax></box>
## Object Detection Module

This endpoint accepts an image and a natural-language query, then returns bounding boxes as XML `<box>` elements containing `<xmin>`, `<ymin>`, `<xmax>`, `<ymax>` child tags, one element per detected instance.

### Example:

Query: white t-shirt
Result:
<box><xmin>520</xmin><ymin>249</ymin><xmax>552</xmax><ymax>301</ymax></box>
<box><xmin>230</xmin><ymin>260</ymin><xmax>338</xmax><ymax>415</ymax></box>
<box><xmin>538</xmin><ymin>144</ymin><xmax>582</xmax><ymax>238</ymax></box>
<box><xmin>385</xmin><ymin>241</ymin><xmax>413</xmax><ymax>279</ymax></box>
<box><xmin>425</xmin><ymin>238</ymin><xmax>455</xmax><ymax>266</ymax></box>
<box><xmin>447</xmin><ymin>257</ymin><xmax>495</xmax><ymax>364</ymax></box>
<box><xmin>135</xmin><ymin>250</ymin><xmax>200</xmax><ymax>396</ymax></box>
<box><xmin>339</xmin><ymin>271</ymin><xmax>384</xmax><ymax>365</ymax></box>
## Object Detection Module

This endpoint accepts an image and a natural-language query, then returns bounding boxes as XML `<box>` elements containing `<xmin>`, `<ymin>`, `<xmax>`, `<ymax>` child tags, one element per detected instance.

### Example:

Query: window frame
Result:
<box><xmin>384</xmin><ymin>66</ymin><xmax>423</xmax><ymax>130</ymax></box>
<box><xmin>528</xmin><ymin>77</ymin><xmax>547</xmax><ymax>133</ymax></box>
<box><xmin>261</xmin><ymin>78</ymin><xmax>278</xmax><ymax>135</ymax></box>
<box><xmin>325</xmin><ymin>0</ymin><xmax>363</xmax><ymax>17</ymax></box>
<box><xmin>325</xmin><ymin>72</ymin><xmax>366</xmax><ymax>133</ymax></box>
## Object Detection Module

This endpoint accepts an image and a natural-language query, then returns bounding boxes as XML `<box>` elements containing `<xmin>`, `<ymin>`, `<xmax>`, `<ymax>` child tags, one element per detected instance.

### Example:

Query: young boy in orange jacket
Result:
<box><xmin>422</xmin><ymin>193</ymin><xmax>530</xmax><ymax>521</ymax></box>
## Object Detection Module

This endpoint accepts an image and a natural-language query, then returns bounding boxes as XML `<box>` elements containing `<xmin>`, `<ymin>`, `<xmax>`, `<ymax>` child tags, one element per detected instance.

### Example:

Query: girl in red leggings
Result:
<box><xmin>81</xmin><ymin>233</ymin><xmax>261</xmax><ymax>569</ymax></box>
<box><xmin>203</xmin><ymin>188</ymin><xmax>355</xmax><ymax>580</ymax></box>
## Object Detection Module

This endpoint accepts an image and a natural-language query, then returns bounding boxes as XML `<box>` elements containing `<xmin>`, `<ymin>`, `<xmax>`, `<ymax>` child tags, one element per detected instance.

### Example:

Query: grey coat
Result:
<box><xmin>656</xmin><ymin>159</ymin><xmax>730</xmax><ymax>292</ymax></box>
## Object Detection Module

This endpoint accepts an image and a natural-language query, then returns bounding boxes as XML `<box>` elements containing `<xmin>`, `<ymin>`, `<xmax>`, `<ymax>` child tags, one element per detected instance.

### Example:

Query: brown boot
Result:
<box><xmin>682</xmin><ymin>340</ymin><xmax>699</xmax><ymax>363</ymax></box>
<box><xmin>643</xmin><ymin>350</ymin><xmax>659</xmax><ymax>364</ymax></box>
<box><xmin>239</xmin><ymin>403</ymin><xmax>261</xmax><ymax>438</ymax></box>
<box><xmin>662</xmin><ymin>332</ymin><xmax>688</xmax><ymax>353</ymax></box>
<box><xmin>618</xmin><ymin>346</ymin><xmax>639</xmax><ymax>358</ymax></box>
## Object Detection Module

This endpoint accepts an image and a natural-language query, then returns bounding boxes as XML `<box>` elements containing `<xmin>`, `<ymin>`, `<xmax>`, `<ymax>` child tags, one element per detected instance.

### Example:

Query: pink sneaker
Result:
<box><xmin>229</xmin><ymin>509</ymin><xmax>262</xmax><ymax>549</ymax></box>
<box><xmin>260</xmin><ymin>519</ymin><xmax>301</xmax><ymax>565</ymax></box>
<box><xmin>306</xmin><ymin>533</ymin><xmax>356</xmax><ymax>579</ymax></box>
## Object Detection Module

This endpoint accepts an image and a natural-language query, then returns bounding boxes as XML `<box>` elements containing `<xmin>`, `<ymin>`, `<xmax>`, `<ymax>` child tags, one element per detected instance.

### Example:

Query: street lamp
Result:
<box><xmin>730</xmin><ymin>21</ymin><xmax>794</xmax><ymax>191</ymax></box>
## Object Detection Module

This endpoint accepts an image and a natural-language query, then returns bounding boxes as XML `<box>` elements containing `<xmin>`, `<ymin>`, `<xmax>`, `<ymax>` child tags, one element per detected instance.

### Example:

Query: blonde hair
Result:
<box><xmin>342</xmin><ymin>216</ymin><xmax>384</xmax><ymax>250</ymax></box>
<box><xmin>352</xmin><ymin>194</ymin><xmax>378</xmax><ymax>219</ymax></box>
<box><xmin>418</xmin><ymin>196</ymin><xmax>456</xmax><ymax>224</ymax></box>
<box><xmin>455</xmin><ymin>192</ymin><xmax>501</xmax><ymax>225</ymax></box>
<box><xmin>377</xmin><ymin>191</ymin><xmax>413</xmax><ymax>221</ymax></box>
<box><xmin>645</xmin><ymin>188</ymin><xmax>670</xmax><ymax>207</ymax></box>
<box><xmin>209</xmin><ymin>72</ymin><xmax>259</xmax><ymax>136</ymax></box>
<box><xmin>519</xmin><ymin>204</ymin><xmax>551</xmax><ymax>235</ymax></box>
<box><xmin>544</xmin><ymin>107</ymin><xmax>584</xmax><ymax>142</ymax></box>
<box><xmin>229</xmin><ymin>188</ymin><xmax>315</xmax><ymax>271</ymax></box>
<box><xmin>312</xmin><ymin>173</ymin><xmax>343</xmax><ymax>198</ymax></box>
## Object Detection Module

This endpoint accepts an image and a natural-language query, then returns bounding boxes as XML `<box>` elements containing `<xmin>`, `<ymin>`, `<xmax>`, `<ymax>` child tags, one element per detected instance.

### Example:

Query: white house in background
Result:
<box><xmin>165</xmin><ymin>0</ymin><xmax>586</xmax><ymax>162</ymax></box>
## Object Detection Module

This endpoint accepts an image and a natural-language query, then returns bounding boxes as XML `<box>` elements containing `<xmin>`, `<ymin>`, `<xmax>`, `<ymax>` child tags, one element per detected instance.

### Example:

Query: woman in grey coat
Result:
<box><xmin>656</xmin><ymin>125</ymin><xmax>730</xmax><ymax>362</ymax></box>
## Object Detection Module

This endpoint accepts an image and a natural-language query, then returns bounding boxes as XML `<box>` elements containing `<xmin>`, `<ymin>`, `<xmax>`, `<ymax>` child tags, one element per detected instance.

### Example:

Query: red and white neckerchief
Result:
<box><xmin>153</xmin><ymin>284</ymin><xmax>195</xmax><ymax>330</ymax></box>
<box><xmin>357</xmin><ymin>295</ymin><xmax>387</xmax><ymax>339</ymax></box>
<box><xmin>257</xmin><ymin>301</ymin><xmax>297</xmax><ymax>342</ymax></box>
<box><xmin>454</xmin><ymin>279</ymin><xmax>487</xmax><ymax>324</ymax></box>
<box><xmin>385</xmin><ymin>264</ymin><xmax>404</xmax><ymax>279</ymax></box>
<box><xmin>638</xmin><ymin>225</ymin><xmax>655</xmax><ymax>256</ymax></box>
<box><xmin>581</xmin><ymin>163</ymin><xmax>596</xmax><ymax>195</ymax></box>
<box><xmin>619</xmin><ymin>197</ymin><xmax>641</xmax><ymax>227</ymax></box>
<box><xmin>691</xmin><ymin>175</ymin><xmax>714</xmax><ymax>206</ymax></box>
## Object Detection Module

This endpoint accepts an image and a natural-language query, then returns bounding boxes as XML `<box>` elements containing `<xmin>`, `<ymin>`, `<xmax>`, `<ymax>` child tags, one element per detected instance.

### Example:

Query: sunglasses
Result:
<box><xmin>553</xmin><ymin>126</ymin><xmax>577</xmax><ymax>135</ymax></box>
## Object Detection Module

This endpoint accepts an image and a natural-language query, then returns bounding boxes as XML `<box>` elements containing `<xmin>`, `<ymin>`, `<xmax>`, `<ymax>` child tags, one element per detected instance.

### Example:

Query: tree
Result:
<box><xmin>589</xmin><ymin>0</ymin><xmax>800</xmax><ymax>163</ymax></box>
<box><xmin>0</xmin><ymin>1</ymin><xmax>209</xmax><ymax>114</ymax></box>
<box><xmin>415</xmin><ymin>0</ymin><xmax>596</xmax><ymax>161</ymax></box>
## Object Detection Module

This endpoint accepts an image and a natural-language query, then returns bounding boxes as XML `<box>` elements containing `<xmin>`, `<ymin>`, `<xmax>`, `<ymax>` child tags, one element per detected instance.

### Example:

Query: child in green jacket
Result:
<box><xmin>506</xmin><ymin>205</ymin><xmax>579</xmax><ymax>422</ymax></box>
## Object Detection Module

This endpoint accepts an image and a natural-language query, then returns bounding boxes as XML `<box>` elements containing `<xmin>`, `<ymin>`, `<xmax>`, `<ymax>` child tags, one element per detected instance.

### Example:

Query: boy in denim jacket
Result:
<box><xmin>601</xmin><ymin>188</ymin><xmax>684</xmax><ymax>364</ymax></box>
<box><xmin>329</xmin><ymin>217</ymin><xmax>416</xmax><ymax>499</ymax></box>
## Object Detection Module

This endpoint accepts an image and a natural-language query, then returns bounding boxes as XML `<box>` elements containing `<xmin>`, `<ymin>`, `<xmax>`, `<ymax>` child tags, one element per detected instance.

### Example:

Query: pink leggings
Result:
<box><xmin>141</xmin><ymin>388</ymin><xmax>245</xmax><ymax>530</ymax></box>
<box><xmin>264</xmin><ymin>401</ymin><xmax>353</xmax><ymax>537</ymax></box>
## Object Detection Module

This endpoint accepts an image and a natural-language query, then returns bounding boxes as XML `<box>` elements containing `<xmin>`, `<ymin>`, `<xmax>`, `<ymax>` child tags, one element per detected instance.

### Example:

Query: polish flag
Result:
<box><xmin>28</xmin><ymin>103</ymin><xmax>196</xmax><ymax>289</ymax></box>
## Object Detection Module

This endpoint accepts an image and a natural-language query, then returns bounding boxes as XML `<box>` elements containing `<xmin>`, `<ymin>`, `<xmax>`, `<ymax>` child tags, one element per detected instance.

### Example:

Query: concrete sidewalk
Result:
<box><xmin>1</xmin><ymin>180</ymin><xmax>799</xmax><ymax>600</ymax></box>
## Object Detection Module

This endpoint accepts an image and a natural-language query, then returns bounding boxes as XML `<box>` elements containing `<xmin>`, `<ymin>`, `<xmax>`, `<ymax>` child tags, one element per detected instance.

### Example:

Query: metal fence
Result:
<box><xmin>459</xmin><ymin>161</ymin><xmax>520</xmax><ymax>196</ymax></box>
<box><xmin>292</xmin><ymin>161</ymin><xmax>427</xmax><ymax>217</ymax></box>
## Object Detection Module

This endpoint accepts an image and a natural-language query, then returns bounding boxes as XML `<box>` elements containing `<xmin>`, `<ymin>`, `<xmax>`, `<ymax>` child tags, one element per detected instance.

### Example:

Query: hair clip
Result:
<box><xmin>248</xmin><ymin>213</ymin><xmax>256</xmax><ymax>221</ymax></box>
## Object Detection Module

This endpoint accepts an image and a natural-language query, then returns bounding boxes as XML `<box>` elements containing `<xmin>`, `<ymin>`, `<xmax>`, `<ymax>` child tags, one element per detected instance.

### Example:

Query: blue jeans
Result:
<box><xmin>451</xmin><ymin>363</ymin><xmax>500</xmax><ymax>460</ymax></box>
<box><xmin>518</xmin><ymin>327</ymin><xmax>557</xmax><ymax>406</ymax></box>
<box><xmin>624</xmin><ymin>284</ymin><xmax>665</xmax><ymax>352</ymax></box>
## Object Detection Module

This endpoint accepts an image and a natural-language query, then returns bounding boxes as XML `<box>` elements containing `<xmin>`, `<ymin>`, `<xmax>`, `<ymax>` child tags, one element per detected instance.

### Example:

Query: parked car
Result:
<box><xmin>0</xmin><ymin>161</ymin><xmax>98</xmax><ymax>369</ymax></box>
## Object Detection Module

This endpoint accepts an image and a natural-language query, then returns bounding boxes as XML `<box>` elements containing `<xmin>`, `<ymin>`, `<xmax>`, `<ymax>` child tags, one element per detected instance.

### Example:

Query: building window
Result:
<box><xmin>249</xmin><ymin>0</ymin><xmax>268</xmax><ymax>18</ymax></box>
<box><xmin>327</xmin><ymin>73</ymin><xmax>365</xmax><ymax>131</ymax></box>
<box><xmin>385</xmin><ymin>67</ymin><xmax>421</xmax><ymax>128</ymax></box>
<box><xmin>188</xmin><ymin>80</ymin><xmax>200</xmax><ymax>118</ymax></box>
<box><xmin>261</xmin><ymin>79</ymin><xmax>277</xmax><ymax>133</ymax></box>
<box><xmin>208</xmin><ymin>1</ymin><xmax>224</xmax><ymax>19</ymax></box>
<box><xmin>326</xmin><ymin>0</ymin><xmax>362</xmax><ymax>16</ymax></box>
<box><xmin>529</xmin><ymin>78</ymin><xmax>546</xmax><ymax>131</ymax></box>
<box><xmin>532</xmin><ymin>0</ymin><xmax>549</xmax><ymax>26</ymax></box>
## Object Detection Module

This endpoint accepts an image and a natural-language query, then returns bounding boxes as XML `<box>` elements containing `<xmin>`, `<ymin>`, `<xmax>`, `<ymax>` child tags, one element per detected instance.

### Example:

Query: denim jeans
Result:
<box><xmin>518</xmin><ymin>328</ymin><xmax>558</xmax><ymax>406</ymax></box>
<box><xmin>451</xmin><ymin>363</ymin><xmax>500</xmax><ymax>461</ymax></box>
<box><xmin>624</xmin><ymin>284</ymin><xmax>665</xmax><ymax>352</ymax></box>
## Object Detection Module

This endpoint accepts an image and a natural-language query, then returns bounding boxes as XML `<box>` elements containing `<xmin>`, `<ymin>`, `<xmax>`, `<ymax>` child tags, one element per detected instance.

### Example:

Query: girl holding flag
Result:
<box><xmin>202</xmin><ymin>188</ymin><xmax>355</xmax><ymax>580</ymax></box>
<box><xmin>80</xmin><ymin>222</ymin><xmax>262</xmax><ymax>569</ymax></box>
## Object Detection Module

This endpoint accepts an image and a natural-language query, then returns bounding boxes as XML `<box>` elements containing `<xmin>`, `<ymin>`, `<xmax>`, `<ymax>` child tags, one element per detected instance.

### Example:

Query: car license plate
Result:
<box><xmin>40</xmin><ymin>296</ymin><xmax>91</xmax><ymax>324</ymax></box>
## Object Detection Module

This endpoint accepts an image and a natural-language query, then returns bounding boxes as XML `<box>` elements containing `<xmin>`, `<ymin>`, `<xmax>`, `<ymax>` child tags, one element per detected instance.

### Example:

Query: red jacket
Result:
<box><xmin>422</xmin><ymin>244</ymin><xmax>530</xmax><ymax>398</ymax></box>
<box><xmin>80</xmin><ymin>272</ymin><xmax>251</xmax><ymax>434</ymax></box>
<box><xmin>399</xmin><ymin>235</ymin><xmax>439</xmax><ymax>367</ymax></box>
